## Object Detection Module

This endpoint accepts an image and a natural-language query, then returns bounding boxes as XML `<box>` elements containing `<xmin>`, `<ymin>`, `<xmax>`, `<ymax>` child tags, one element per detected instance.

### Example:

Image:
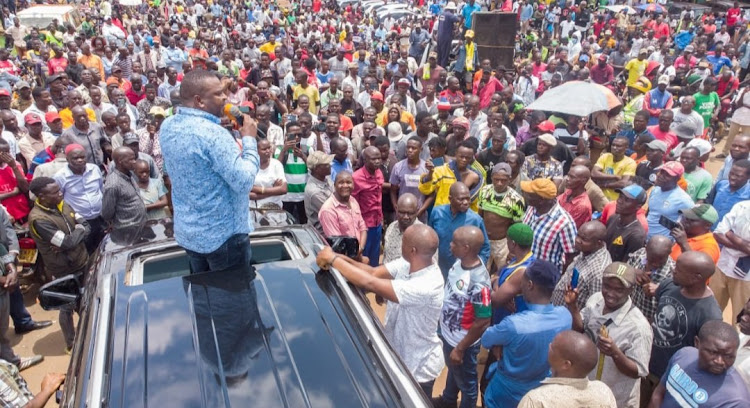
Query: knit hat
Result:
<box><xmin>507</xmin><ymin>223</ymin><xmax>533</xmax><ymax>247</ymax></box>
<box><xmin>452</xmin><ymin>116</ymin><xmax>470</xmax><ymax>130</ymax></box>
<box><xmin>65</xmin><ymin>143</ymin><xmax>85</xmax><ymax>155</ymax></box>
<box><xmin>520</xmin><ymin>178</ymin><xmax>558</xmax><ymax>199</ymax></box>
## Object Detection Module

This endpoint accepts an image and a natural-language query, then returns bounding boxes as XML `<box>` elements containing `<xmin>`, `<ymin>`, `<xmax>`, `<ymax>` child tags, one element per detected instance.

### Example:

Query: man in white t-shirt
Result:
<box><xmin>316</xmin><ymin>224</ymin><xmax>445</xmax><ymax>396</ymax></box>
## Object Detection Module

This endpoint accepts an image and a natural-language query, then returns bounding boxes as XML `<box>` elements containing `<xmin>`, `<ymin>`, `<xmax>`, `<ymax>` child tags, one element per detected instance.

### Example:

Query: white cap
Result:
<box><xmin>445</xmin><ymin>2</ymin><xmax>457</xmax><ymax>9</ymax></box>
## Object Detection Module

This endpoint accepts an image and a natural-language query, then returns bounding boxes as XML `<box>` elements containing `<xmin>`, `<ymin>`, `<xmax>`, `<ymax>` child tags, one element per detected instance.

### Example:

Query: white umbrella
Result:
<box><xmin>526</xmin><ymin>81</ymin><xmax>613</xmax><ymax>116</ymax></box>
<box><xmin>604</xmin><ymin>5</ymin><xmax>637</xmax><ymax>14</ymax></box>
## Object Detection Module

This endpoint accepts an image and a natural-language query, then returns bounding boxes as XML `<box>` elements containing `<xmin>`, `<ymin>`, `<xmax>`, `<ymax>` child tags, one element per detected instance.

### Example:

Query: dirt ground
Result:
<box><xmin>12</xmin><ymin>139</ymin><xmax>737</xmax><ymax>407</ymax></box>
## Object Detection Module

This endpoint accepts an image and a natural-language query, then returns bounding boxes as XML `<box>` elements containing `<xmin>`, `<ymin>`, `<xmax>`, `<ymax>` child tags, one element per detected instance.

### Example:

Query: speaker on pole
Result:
<box><xmin>472</xmin><ymin>12</ymin><xmax>517</xmax><ymax>69</ymax></box>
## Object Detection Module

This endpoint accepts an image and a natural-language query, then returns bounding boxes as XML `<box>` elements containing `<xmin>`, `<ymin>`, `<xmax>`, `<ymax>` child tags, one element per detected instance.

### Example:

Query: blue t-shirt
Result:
<box><xmin>707</xmin><ymin>181</ymin><xmax>750</xmax><ymax>229</ymax></box>
<box><xmin>660</xmin><ymin>347</ymin><xmax>750</xmax><ymax>408</ymax></box>
<box><xmin>437</xmin><ymin>12</ymin><xmax>459</xmax><ymax>42</ymax></box>
<box><xmin>647</xmin><ymin>186</ymin><xmax>694</xmax><ymax>239</ymax></box>
<box><xmin>461</xmin><ymin>3</ymin><xmax>482</xmax><ymax>28</ymax></box>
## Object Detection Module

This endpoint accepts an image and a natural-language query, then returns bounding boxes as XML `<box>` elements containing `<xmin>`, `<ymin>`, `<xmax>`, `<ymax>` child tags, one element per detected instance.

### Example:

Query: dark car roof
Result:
<box><xmin>98</xmin><ymin>222</ymin><xmax>415</xmax><ymax>408</ymax></box>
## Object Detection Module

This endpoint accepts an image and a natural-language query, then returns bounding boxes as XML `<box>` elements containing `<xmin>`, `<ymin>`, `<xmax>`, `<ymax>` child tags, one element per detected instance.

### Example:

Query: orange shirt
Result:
<box><xmin>670</xmin><ymin>232</ymin><xmax>720</xmax><ymax>263</ymax></box>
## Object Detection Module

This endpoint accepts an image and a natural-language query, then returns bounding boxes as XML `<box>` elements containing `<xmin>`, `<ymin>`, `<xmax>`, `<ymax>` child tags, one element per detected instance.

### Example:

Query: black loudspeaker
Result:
<box><xmin>472</xmin><ymin>12</ymin><xmax>517</xmax><ymax>69</ymax></box>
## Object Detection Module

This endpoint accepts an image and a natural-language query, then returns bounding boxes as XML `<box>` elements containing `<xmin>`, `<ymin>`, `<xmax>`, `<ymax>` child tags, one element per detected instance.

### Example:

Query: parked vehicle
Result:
<box><xmin>16</xmin><ymin>5</ymin><xmax>83</xmax><ymax>30</ymax></box>
<box><xmin>40</xmin><ymin>219</ymin><xmax>430</xmax><ymax>408</ymax></box>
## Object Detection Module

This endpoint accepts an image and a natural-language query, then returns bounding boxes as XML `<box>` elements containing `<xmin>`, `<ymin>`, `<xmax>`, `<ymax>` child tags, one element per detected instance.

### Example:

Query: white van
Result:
<box><xmin>17</xmin><ymin>5</ymin><xmax>82</xmax><ymax>30</ymax></box>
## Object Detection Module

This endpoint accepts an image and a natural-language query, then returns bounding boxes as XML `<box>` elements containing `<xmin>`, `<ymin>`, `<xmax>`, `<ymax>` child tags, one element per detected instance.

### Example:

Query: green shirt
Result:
<box><xmin>684</xmin><ymin>167</ymin><xmax>713</xmax><ymax>201</ymax></box>
<box><xmin>692</xmin><ymin>91</ymin><xmax>720</xmax><ymax>128</ymax></box>
<box><xmin>274</xmin><ymin>144</ymin><xmax>311</xmax><ymax>202</ymax></box>
<box><xmin>477</xmin><ymin>184</ymin><xmax>526</xmax><ymax>221</ymax></box>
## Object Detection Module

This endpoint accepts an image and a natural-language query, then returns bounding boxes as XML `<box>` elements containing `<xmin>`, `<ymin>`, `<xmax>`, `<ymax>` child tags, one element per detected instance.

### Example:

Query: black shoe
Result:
<box><xmin>15</xmin><ymin>320</ymin><xmax>53</xmax><ymax>334</ymax></box>
<box><xmin>431</xmin><ymin>396</ymin><xmax>457</xmax><ymax>408</ymax></box>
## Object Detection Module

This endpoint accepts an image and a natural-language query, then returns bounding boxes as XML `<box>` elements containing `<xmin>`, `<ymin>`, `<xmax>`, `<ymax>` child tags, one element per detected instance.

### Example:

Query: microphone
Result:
<box><xmin>224</xmin><ymin>103</ymin><xmax>244</xmax><ymax>127</ymax></box>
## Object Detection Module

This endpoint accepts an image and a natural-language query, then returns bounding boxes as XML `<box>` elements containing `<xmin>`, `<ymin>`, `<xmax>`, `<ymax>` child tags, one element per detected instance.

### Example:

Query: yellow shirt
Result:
<box><xmin>375</xmin><ymin>111</ymin><xmax>416</xmax><ymax>131</ymax></box>
<box><xmin>259</xmin><ymin>41</ymin><xmax>278</xmax><ymax>55</ymax></box>
<box><xmin>292</xmin><ymin>84</ymin><xmax>320</xmax><ymax>115</ymax></box>
<box><xmin>418</xmin><ymin>164</ymin><xmax>480</xmax><ymax>212</ymax></box>
<box><xmin>624</xmin><ymin>58</ymin><xmax>648</xmax><ymax>87</ymax></box>
<box><xmin>59</xmin><ymin>107</ymin><xmax>97</xmax><ymax>129</ymax></box>
<box><xmin>595</xmin><ymin>153</ymin><xmax>637</xmax><ymax>201</ymax></box>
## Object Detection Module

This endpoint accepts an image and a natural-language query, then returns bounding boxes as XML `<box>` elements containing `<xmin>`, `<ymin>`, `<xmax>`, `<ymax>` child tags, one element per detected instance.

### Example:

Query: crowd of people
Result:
<box><xmin>0</xmin><ymin>0</ymin><xmax>749</xmax><ymax>405</ymax></box>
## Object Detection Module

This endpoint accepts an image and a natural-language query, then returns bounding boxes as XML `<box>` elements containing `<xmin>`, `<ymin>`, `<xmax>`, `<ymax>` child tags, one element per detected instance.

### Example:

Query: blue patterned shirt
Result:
<box><xmin>160</xmin><ymin>107</ymin><xmax>259</xmax><ymax>253</ymax></box>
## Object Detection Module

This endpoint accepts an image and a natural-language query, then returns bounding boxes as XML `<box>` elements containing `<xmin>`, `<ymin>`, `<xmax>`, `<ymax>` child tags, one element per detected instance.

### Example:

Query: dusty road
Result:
<box><xmin>12</xmin><ymin>139</ymin><xmax>737</xmax><ymax>407</ymax></box>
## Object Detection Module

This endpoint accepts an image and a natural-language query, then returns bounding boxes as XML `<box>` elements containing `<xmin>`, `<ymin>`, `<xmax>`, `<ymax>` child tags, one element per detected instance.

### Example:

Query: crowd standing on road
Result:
<box><xmin>0</xmin><ymin>0</ymin><xmax>750</xmax><ymax>405</ymax></box>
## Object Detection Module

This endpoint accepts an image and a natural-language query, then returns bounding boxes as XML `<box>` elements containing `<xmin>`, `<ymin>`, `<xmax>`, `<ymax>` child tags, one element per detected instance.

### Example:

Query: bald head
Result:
<box><xmin>568</xmin><ymin>165</ymin><xmax>590</xmax><ymax>180</ymax></box>
<box><xmin>677</xmin><ymin>251</ymin><xmax>716</xmax><ymax>280</ymax></box>
<box><xmin>397</xmin><ymin>193</ymin><xmax>418</xmax><ymax>210</ymax></box>
<box><xmin>571</xmin><ymin>156</ymin><xmax>593</xmax><ymax>170</ymax></box>
<box><xmin>579</xmin><ymin>221</ymin><xmax>606</xmax><ymax>241</ymax></box>
<box><xmin>647</xmin><ymin>235</ymin><xmax>673</xmax><ymax>257</ymax></box>
<box><xmin>449</xmin><ymin>181</ymin><xmax>469</xmax><ymax>197</ymax></box>
<box><xmin>453</xmin><ymin>226</ymin><xmax>485</xmax><ymax>254</ymax></box>
<box><xmin>112</xmin><ymin>146</ymin><xmax>135</xmax><ymax>163</ymax></box>
<box><xmin>550</xmin><ymin>330</ymin><xmax>599</xmax><ymax>378</ymax></box>
<box><xmin>403</xmin><ymin>224</ymin><xmax>439</xmax><ymax>259</ymax></box>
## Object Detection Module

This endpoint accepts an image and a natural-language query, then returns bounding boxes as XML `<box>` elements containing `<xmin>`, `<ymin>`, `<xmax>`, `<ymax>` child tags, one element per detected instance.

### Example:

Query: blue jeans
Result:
<box><xmin>9</xmin><ymin>287</ymin><xmax>33</xmax><ymax>329</ymax></box>
<box><xmin>363</xmin><ymin>225</ymin><xmax>382</xmax><ymax>267</ymax></box>
<box><xmin>185</xmin><ymin>234</ymin><xmax>253</xmax><ymax>275</ymax></box>
<box><xmin>439</xmin><ymin>336</ymin><xmax>480</xmax><ymax>408</ymax></box>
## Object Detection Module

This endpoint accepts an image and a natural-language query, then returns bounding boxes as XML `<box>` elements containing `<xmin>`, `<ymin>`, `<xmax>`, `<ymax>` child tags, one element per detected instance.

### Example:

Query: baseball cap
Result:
<box><xmin>24</xmin><ymin>112</ymin><xmax>42</xmax><ymax>125</ymax></box>
<box><xmin>45</xmin><ymin>112</ymin><xmax>61</xmax><ymax>123</ymax></box>
<box><xmin>645</xmin><ymin>139</ymin><xmax>668</xmax><ymax>153</ymax></box>
<box><xmin>538</xmin><ymin>133</ymin><xmax>557</xmax><ymax>146</ymax></box>
<box><xmin>684</xmin><ymin>45</ymin><xmax>695</xmax><ymax>52</ymax></box>
<box><xmin>656</xmin><ymin>161</ymin><xmax>685</xmax><ymax>177</ymax></box>
<box><xmin>397</xmin><ymin>58</ymin><xmax>407</xmax><ymax>65</ymax></box>
<box><xmin>307</xmin><ymin>151</ymin><xmax>334</xmax><ymax>168</ymax></box>
<box><xmin>14</xmin><ymin>81</ymin><xmax>30</xmax><ymax>90</ymax></box>
<box><xmin>348</xmin><ymin>62</ymin><xmax>358</xmax><ymax>69</ymax></box>
<box><xmin>524</xmin><ymin>260</ymin><xmax>560</xmax><ymax>289</ymax></box>
<box><xmin>122</xmin><ymin>133</ymin><xmax>139</xmax><ymax>145</ymax></box>
<box><xmin>579</xmin><ymin>54</ymin><xmax>590</xmax><ymax>62</ymax></box>
<box><xmin>371</xmin><ymin>91</ymin><xmax>384</xmax><ymax>101</ymax></box>
<box><xmin>149</xmin><ymin>106</ymin><xmax>167</xmax><ymax>117</ymax></box>
<box><xmin>615</xmin><ymin>184</ymin><xmax>647</xmax><ymax>204</ymax></box>
<box><xmin>657</xmin><ymin>75</ymin><xmax>670</xmax><ymax>85</ymax></box>
<box><xmin>687</xmin><ymin>138</ymin><xmax>712</xmax><ymax>157</ymax></box>
<box><xmin>673</xmin><ymin>121</ymin><xmax>697</xmax><ymax>139</ymax></box>
<box><xmin>0</xmin><ymin>89</ymin><xmax>9</xmax><ymax>97</ymax></box>
<box><xmin>537</xmin><ymin>120</ymin><xmax>556</xmax><ymax>132</ymax></box>
<box><xmin>397</xmin><ymin>78</ymin><xmax>411</xmax><ymax>86</ymax></box>
<box><xmin>428</xmin><ymin>51</ymin><xmax>437</xmax><ymax>59</ymax></box>
<box><xmin>492</xmin><ymin>163</ymin><xmax>512</xmax><ymax>175</ymax></box>
<box><xmin>507</xmin><ymin>223</ymin><xmax>533</xmax><ymax>247</ymax></box>
<box><xmin>465</xmin><ymin>30</ymin><xmax>475</xmax><ymax>39</ymax></box>
<box><xmin>602</xmin><ymin>262</ymin><xmax>637</xmax><ymax>288</ymax></box>
<box><xmin>679</xmin><ymin>204</ymin><xmax>719</xmax><ymax>225</ymax></box>
<box><xmin>598</xmin><ymin>54</ymin><xmax>608</xmax><ymax>62</ymax></box>
<box><xmin>520</xmin><ymin>178</ymin><xmax>558</xmax><ymax>199</ymax></box>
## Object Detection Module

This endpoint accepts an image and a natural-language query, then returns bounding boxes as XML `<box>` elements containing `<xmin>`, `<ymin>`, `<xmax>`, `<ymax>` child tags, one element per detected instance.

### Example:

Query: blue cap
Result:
<box><xmin>615</xmin><ymin>184</ymin><xmax>647</xmax><ymax>204</ymax></box>
<box><xmin>525</xmin><ymin>260</ymin><xmax>560</xmax><ymax>289</ymax></box>
<box><xmin>579</xmin><ymin>54</ymin><xmax>590</xmax><ymax>62</ymax></box>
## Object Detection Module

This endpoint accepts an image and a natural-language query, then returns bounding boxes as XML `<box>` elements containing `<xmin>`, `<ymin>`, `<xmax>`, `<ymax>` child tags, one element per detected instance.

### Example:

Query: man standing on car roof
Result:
<box><xmin>28</xmin><ymin>177</ymin><xmax>90</xmax><ymax>355</ymax></box>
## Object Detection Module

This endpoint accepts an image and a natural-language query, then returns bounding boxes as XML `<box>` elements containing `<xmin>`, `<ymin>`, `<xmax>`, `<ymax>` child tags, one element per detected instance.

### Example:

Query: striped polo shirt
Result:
<box><xmin>274</xmin><ymin>145</ymin><xmax>311</xmax><ymax>202</ymax></box>
<box><xmin>522</xmin><ymin>203</ymin><xmax>577</xmax><ymax>272</ymax></box>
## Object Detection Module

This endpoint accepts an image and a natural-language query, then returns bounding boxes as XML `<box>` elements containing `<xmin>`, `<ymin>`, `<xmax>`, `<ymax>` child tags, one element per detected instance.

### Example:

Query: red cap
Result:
<box><xmin>240</xmin><ymin>101</ymin><xmax>255</xmax><ymax>110</ymax></box>
<box><xmin>657</xmin><ymin>161</ymin><xmax>685</xmax><ymax>177</ymax></box>
<box><xmin>0</xmin><ymin>89</ymin><xmax>10</xmax><ymax>97</ymax></box>
<box><xmin>371</xmin><ymin>91</ymin><xmax>384</xmax><ymax>101</ymax></box>
<box><xmin>537</xmin><ymin>120</ymin><xmax>556</xmax><ymax>132</ymax></box>
<box><xmin>45</xmin><ymin>112</ymin><xmax>62</xmax><ymax>123</ymax></box>
<box><xmin>24</xmin><ymin>112</ymin><xmax>42</xmax><ymax>125</ymax></box>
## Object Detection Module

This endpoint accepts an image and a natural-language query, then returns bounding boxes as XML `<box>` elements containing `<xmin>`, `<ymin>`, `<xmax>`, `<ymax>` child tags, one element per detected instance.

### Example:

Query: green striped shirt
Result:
<box><xmin>274</xmin><ymin>145</ymin><xmax>310</xmax><ymax>202</ymax></box>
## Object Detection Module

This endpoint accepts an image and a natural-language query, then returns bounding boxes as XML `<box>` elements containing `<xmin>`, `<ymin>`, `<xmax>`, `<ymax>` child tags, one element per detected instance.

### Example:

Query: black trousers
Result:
<box><xmin>283</xmin><ymin>201</ymin><xmax>307</xmax><ymax>225</ymax></box>
<box><xmin>85</xmin><ymin>216</ymin><xmax>106</xmax><ymax>254</ymax></box>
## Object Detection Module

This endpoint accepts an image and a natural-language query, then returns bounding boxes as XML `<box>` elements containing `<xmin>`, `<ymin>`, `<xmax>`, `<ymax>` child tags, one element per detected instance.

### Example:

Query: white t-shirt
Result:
<box><xmin>560</xmin><ymin>20</ymin><xmax>576</xmax><ymax>39</ymax></box>
<box><xmin>385</xmin><ymin>258</ymin><xmax>445</xmax><ymax>383</ymax></box>
<box><xmin>251</xmin><ymin>159</ymin><xmax>286</xmax><ymax>224</ymax></box>
<box><xmin>439</xmin><ymin>260</ymin><xmax>492</xmax><ymax>347</ymax></box>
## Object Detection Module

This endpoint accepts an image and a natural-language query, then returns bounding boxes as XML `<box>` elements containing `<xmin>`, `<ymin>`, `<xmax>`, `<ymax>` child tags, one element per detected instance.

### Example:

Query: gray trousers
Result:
<box><xmin>0</xmin><ymin>291</ymin><xmax>20</xmax><ymax>365</ymax></box>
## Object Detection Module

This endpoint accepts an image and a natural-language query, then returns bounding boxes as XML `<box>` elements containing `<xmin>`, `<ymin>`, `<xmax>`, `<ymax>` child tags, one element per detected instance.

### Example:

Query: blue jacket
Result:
<box><xmin>453</xmin><ymin>43</ymin><xmax>479</xmax><ymax>73</ymax></box>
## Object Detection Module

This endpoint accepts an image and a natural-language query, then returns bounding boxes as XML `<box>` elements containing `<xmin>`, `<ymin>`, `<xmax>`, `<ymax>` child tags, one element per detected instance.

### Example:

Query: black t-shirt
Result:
<box><xmin>476</xmin><ymin>148</ymin><xmax>508</xmax><ymax>182</ymax></box>
<box><xmin>635</xmin><ymin>161</ymin><xmax>658</xmax><ymax>189</ymax></box>
<box><xmin>649</xmin><ymin>279</ymin><xmax>722</xmax><ymax>377</ymax></box>
<box><xmin>605</xmin><ymin>214</ymin><xmax>646</xmax><ymax>263</ymax></box>
<box><xmin>340</xmin><ymin>99</ymin><xmax>364</xmax><ymax>126</ymax></box>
